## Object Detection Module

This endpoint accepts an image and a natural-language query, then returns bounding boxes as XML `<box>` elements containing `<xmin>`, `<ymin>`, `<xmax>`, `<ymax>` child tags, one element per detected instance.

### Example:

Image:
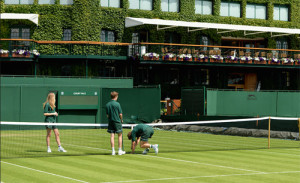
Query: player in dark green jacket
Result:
<box><xmin>127</xmin><ymin>124</ymin><xmax>158</xmax><ymax>155</ymax></box>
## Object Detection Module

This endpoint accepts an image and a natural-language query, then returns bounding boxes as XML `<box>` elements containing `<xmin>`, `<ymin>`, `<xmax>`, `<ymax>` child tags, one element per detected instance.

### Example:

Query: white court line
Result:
<box><xmin>102</xmin><ymin>170</ymin><xmax>300</xmax><ymax>183</ymax></box>
<box><xmin>141</xmin><ymin>154</ymin><xmax>264</xmax><ymax>173</ymax></box>
<box><xmin>1</xmin><ymin>161</ymin><xmax>89</xmax><ymax>183</ymax></box>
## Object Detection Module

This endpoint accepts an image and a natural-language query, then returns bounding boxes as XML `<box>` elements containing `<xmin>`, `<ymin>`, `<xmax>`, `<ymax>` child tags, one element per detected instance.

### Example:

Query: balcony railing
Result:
<box><xmin>1</xmin><ymin>39</ymin><xmax>300</xmax><ymax>66</ymax></box>
<box><xmin>133</xmin><ymin>43</ymin><xmax>300</xmax><ymax>66</ymax></box>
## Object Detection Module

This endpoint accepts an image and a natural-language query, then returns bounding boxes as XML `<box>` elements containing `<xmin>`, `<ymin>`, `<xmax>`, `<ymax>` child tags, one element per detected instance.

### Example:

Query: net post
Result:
<box><xmin>298</xmin><ymin>118</ymin><xmax>300</xmax><ymax>140</ymax></box>
<box><xmin>268</xmin><ymin>117</ymin><xmax>271</xmax><ymax>149</ymax></box>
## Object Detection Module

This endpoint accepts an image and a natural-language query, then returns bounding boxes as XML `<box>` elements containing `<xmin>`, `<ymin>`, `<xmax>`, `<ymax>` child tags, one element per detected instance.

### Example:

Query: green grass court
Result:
<box><xmin>1</xmin><ymin>128</ymin><xmax>300</xmax><ymax>183</ymax></box>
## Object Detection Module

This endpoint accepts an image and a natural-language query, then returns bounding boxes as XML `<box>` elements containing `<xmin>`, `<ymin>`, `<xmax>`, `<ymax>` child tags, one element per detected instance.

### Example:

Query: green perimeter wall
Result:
<box><xmin>207</xmin><ymin>90</ymin><xmax>300</xmax><ymax>117</ymax></box>
<box><xmin>0</xmin><ymin>77</ymin><xmax>161</xmax><ymax>123</ymax></box>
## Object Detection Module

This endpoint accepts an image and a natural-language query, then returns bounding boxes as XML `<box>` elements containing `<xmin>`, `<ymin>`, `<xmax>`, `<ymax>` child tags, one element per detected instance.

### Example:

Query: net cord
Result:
<box><xmin>1</xmin><ymin>116</ymin><xmax>297</xmax><ymax>128</ymax></box>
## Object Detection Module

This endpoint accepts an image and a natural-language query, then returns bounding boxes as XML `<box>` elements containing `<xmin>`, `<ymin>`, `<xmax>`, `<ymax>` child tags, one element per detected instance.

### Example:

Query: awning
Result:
<box><xmin>125</xmin><ymin>17</ymin><xmax>300</xmax><ymax>38</ymax></box>
<box><xmin>0</xmin><ymin>13</ymin><xmax>39</xmax><ymax>25</ymax></box>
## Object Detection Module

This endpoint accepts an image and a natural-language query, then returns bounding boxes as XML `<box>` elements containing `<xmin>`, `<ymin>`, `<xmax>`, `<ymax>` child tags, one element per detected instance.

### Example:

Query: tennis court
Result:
<box><xmin>1</xmin><ymin>120</ymin><xmax>300</xmax><ymax>183</ymax></box>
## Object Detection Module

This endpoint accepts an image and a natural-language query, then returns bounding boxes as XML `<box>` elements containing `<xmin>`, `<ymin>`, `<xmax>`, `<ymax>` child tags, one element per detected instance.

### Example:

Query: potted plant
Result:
<box><xmin>143</xmin><ymin>52</ymin><xmax>159</xmax><ymax>60</ymax></box>
<box><xmin>12</xmin><ymin>49</ymin><xmax>31</xmax><ymax>57</ymax></box>
<box><xmin>268</xmin><ymin>58</ymin><xmax>280</xmax><ymax>65</ymax></box>
<box><xmin>254</xmin><ymin>57</ymin><xmax>267</xmax><ymax>64</ymax></box>
<box><xmin>225</xmin><ymin>56</ymin><xmax>238</xmax><ymax>63</ymax></box>
<box><xmin>239</xmin><ymin>56</ymin><xmax>253</xmax><ymax>64</ymax></box>
<box><xmin>281</xmin><ymin>58</ymin><xmax>294</xmax><ymax>65</ymax></box>
<box><xmin>0</xmin><ymin>49</ymin><xmax>9</xmax><ymax>57</ymax></box>
<box><xmin>163</xmin><ymin>53</ymin><xmax>176</xmax><ymax>61</ymax></box>
<box><xmin>178</xmin><ymin>54</ymin><xmax>192</xmax><ymax>61</ymax></box>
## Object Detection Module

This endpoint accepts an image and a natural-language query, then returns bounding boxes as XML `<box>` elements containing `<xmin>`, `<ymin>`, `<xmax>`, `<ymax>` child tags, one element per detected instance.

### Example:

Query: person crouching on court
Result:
<box><xmin>127</xmin><ymin>124</ymin><xmax>159</xmax><ymax>155</ymax></box>
<box><xmin>43</xmin><ymin>92</ymin><xmax>66</xmax><ymax>153</ymax></box>
<box><xmin>106</xmin><ymin>91</ymin><xmax>126</xmax><ymax>155</ymax></box>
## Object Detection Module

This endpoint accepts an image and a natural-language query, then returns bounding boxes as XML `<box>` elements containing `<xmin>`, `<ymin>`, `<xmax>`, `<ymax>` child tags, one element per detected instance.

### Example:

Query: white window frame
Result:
<box><xmin>38</xmin><ymin>0</ymin><xmax>55</xmax><ymax>4</ymax></box>
<box><xmin>274</xmin><ymin>5</ymin><xmax>289</xmax><ymax>21</ymax></box>
<box><xmin>161</xmin><ymin>0</ymin><xmax>180</xmax><ymax>12</ymax></box>
<box><xmin>60</xmin><ymin>0</ymin><xmax>73</xmax><ymax>5</ymax></box>
<box><xmin>101</xmin><ymin>0</ymin><xmax>121</xmax><ymax>8</ymax></box>
<box><xmin>246</xmin><ymin>4</ymin><xmax>266</xmax><ymax>20</ymax></box>
<box><xmin>195</xmin><ymin>0</ymin><xmax>212</xmax><ymax>15</ymax></box>
<box><xmin>129</xmin><ymin>0</ymin><xmax>153</xmax><ymax>10</ymax></box>
<box><xmin>220</xmin><ymin>1</ymin><xmax>241</xmax><ymax>18</ymax></box>
<box><xmin>5</xmin><ymin>0</ymin><xmax>34</xmax><ymax>4</ymax></box>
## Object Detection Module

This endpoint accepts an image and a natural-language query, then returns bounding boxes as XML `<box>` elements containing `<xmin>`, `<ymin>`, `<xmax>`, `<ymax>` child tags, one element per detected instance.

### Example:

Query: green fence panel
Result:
<box><xmin>0</xmin><ymin>86</ymin><xmax>21</xmax><ymax>122</ymax></box>
<box><xmin>207</xmin><ymin>91</ymin><xmax>277</xmax><ymax>116</ymax></box>
<box><xmin>277</xmin><ymin>92</ymin><xmax>300</xmax><ymax>117</ymax></box>
<box><xmin>101</xmin><ymin>88</ymin><xmax>161</xmax><ymax>124</ymax></box>
<box><xmin>181</xmin><ymin>88</ymin><xmax>205</xmax><ymax>115</ymax></box>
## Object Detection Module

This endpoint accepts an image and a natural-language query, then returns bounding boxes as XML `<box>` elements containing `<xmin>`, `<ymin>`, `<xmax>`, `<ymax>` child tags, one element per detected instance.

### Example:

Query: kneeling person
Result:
<box><xmin>127</xmin><ymin>124</ymin><xmax>158</xmax><ymax>155</ymax></box>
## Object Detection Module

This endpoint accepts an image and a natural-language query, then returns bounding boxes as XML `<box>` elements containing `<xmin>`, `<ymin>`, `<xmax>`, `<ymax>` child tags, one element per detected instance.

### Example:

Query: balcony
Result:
<box><xmin>1</xmin><ymin>39</ymin><xmax>300</xmax><ymax>68</ymax></box>
<box><xmin>133</xmin><ymin>43</ymin><xmax>300</xmax><ymax>68</ymax></box>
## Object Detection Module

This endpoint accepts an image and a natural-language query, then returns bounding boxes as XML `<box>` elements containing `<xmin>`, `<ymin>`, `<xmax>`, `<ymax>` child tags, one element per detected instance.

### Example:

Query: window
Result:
<box><xmin>63</xmin><ymin>29</ymin><xmax>72</xmax><ymax>41</ymax></box>
<box><xmin>101</xmin><ymin>30</ymin><xmax>115</xmax><ymax>42</ymax></box>
<box><xmin>39</xmin><ymin>0</ymin><xmax>55</xmax><ymax>4</ymax></box>
<box><xmin>274</xmin><ymin>5</ymin><xmax>289</xmax><ymax>21</ymax></box>
<box><xmin>129</xmin><ymin>0</ymin><xmax>152</xmax><ymax>10</ymax></box>
<box><xmin>200</xmin><ymin>36</ymin><xmax>209</xmax><ymax>51</ymax></box>
<box><xmin>161</xmin><ymin>0</ymin><xmax>179</xmax><ymax>12</ymax></box>
<box><xmin>11</xmin><ymin>28</ymin><xmax>30</xmax><ymax>39</ymax></box>
<box><xmin>195</xmin><ymin>0</ymin><xmax>212</xmax><ymax>15</ymax></box>
<box><xmin>101</xmin><ymin>0</ymin><xmax>120</xmax><ymax>8</ymax></box>
<box><xmin>276</xmin><ymin>38</ymin><xmax>288</xmax><ymax>50</ymax></box>
<box><xmin>194</xmin><ymin>69</ymin><xmax>209</xmax><ymax>85</ymax></box>
<box><xmin>11</xmin><ymin>28</ymin><xmax>31</xmax><ymax>46</ymax></box>
<box><xmin>246</xmin><ymin>4</ymin><xmax>266</xmax><ymax>19</ymax></box>
<box><xmin>5</xmin><ymin>0</ymin><xmax>34</xmax><ymax>4</ymax></box>
<box><xmin>165</xmin><ymin>32</ymin><xmax>180</xmax><ymax>44</ymax></box>
<box><xmin>220</xmin><ymin>1</ymin><xmax>240</xmax><ymax>18</ymax></box>
<box><xmin>60</xmin><ymin>0</ymin><xmax>73</xmax><ymax>5</ymax></box>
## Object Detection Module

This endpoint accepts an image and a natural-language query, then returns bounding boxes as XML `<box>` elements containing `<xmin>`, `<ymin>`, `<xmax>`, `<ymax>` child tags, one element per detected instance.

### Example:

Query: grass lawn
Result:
<box><xmin>1</xmin><ymin>128</ymin><xmax>300</xmax><ymax>183</ymax></box>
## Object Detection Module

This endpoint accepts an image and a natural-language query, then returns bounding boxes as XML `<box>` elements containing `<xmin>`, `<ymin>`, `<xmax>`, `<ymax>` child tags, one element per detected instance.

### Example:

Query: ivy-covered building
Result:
<box><xmin>0</xmin><ymin>0</ymin><xmax>300</xmax><ymax>99</ymax></box>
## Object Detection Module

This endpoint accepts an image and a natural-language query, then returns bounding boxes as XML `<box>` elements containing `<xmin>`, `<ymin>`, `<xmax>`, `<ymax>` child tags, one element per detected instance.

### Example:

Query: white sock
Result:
<box><xmin>119</xmin><ymin>148</ymin><xmax>122</xmax><ymax>151</ymax></box>
<box><xmin>47</xmin><ymin>146</ymin><xmax>50</xmax><ymax>149</ymax></box>
<box><xmin>112</xmin><ymin>148</ymin><xmax>115</xmax><ymax>152</ymax></box>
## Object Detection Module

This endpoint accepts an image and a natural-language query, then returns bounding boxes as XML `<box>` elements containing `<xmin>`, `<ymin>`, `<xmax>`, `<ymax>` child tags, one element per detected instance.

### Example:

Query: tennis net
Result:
<box><xmin>1</xmin><ymin>117</ymin><xmax>299</xmax><ymax>159</ymax></box>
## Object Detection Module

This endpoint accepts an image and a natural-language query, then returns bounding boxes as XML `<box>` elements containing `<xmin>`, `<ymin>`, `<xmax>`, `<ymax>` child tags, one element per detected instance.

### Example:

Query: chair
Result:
<box><xmin>245</xmin><ymin>52</ymin><xmax>251</xmax><ymax>57</ymax></box>
<box><xmin>280</xmin><ymin>53</ymin><xmax>287</xmax><ymax>58</ymax></box>
<box><xmin>261</xmin><ymin>52</ymin><xmax>266</xmax><ymax>57</ymax></box>
<box><xmin>161</xmin><ymin>48</ymin><xmax>166</xmax><ymax>54</ymax></box>
<box><xmin>267</xmin><ymin>53</ymin><xmax>273</xmax><ymax>59</ymax></box>
<box><xmin>255</xmin><ymin>52</ymin><xmax>260</xmax><ymax>57</ymax></box>
<box><xmin>239</xmin><ymin>51</ymin><xmax>244</xmax><ymax>57</ymax></box>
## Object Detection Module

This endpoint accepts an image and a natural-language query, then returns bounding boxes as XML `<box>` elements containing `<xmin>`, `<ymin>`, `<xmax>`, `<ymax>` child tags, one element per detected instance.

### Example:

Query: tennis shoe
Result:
<box><xmin>152</xmin><ymin>144</ymin><xmax>159</xmax><ymax>155</ymax></box>
<box><xmin>112</xmin><ymin>151</ymin><xmax>116</xmax><ymax>155</ymax></box>
<box><xmin>58</xmin><ymin>146</ymin><xmax>67</xmax><ymax>152</ymax></box>
<box><xmin>142</xmin><ymin>148</ymin><xmax>150</xmax><ymax>155</ymax></box>
<box><xmin>47</xmin><ymin>148</ymin><xmax>52</xmax><ymax>153</ymax></box>
<box><xmin>118</xmin><ymin>150</ymin><xmax>126</xmax><ymax>155</ymax></box>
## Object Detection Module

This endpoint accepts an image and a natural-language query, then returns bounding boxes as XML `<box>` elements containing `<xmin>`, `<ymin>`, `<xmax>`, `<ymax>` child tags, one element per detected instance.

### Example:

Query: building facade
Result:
<box><xmin>0</xmin><ymin>0</ymin><xmax>300</xmax><ymax>99</ymax></box>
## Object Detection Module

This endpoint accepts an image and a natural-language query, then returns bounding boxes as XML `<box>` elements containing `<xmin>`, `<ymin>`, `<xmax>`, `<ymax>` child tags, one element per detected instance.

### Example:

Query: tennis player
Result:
<box><xmin>127</xmin><ymin>124</ymin><xmax>158</xmax><ymax>155</ymax></box>
<box><xmin>106</xmin><ymin>91</ymin><xmax>126</xmax><ymax>155</ymax></box>
<box><xmin>43</xmin><ymin>92</ymin><xmax>66</xmax><ymax>153</ymax></box>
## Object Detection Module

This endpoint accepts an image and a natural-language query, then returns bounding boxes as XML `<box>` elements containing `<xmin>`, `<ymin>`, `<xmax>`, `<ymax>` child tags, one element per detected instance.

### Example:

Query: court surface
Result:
<box><xmin>1</xmin><ymin>128</ymin><xmax>300</xmax><ymax>183</ymax></box>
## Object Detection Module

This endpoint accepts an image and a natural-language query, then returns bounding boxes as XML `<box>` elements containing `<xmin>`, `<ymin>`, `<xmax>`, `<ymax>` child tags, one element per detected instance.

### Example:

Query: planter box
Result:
<box><xmin>12</xmin><ymin>53</ymin><xmax>30</xmax><ymax>58</ymax></box>
<box><xmin>225</xmin><ymin>59</ymin><xmax>238</xmax><ymax>63</ymax></box>
<box><xmin>282</xmin><ymin>62</ymin><xmax>294</xmax><ymax>66</ymax></box>
<box><xmin>240</xmin><ymin>60</ymin><xmax>253</xmax><ymax>64</ymax></box>
<box><xmin>0</xmin><ymin>53</ymin><xmax>9</xmax><ymax>57</ymax></box>
<box><xmin>163</xmin><ymin>56</ymin><xmax>176</xmax><ymax>61</ymax></box>
<box><xmin>143</xmin><ymin>56</ymin><xmax>159</xmax><ymax>61</ymax></box>
<box><xmin>268</xmin><ymin>60</ymin><xmax>281</xmax><ymax>65</ymax></box>
<box><xmin>295</xmin><ymin>62</ymin><xmax>300</xmax><ymax>66</ymax></box>
<box><xmin>254</xmin><ymin>60</ymin><xmax>267</xmax><ymax>64</ymax></box>
<box><xmin>194</xmin><ymin>58</ymin><xmax>202</xmax><ymax>62</ymax></box>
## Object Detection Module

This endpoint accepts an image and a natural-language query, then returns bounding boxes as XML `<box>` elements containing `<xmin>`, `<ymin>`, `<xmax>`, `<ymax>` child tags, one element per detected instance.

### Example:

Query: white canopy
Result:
<box><xmin>0</xmin><ymin>13</ymin><xmax>39</xmax><ymax>25</ymax></box>
<box><xmin>125</xmin><ymin>17</ymin><xmax>300</xmax><ymax>37</ymax></box>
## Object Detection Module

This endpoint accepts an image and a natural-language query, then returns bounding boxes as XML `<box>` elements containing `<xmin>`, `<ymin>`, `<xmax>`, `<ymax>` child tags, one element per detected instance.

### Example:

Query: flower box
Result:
<box><xmin>0</xmin><ymin>53</ymin><xmax>9</xmax><ymax>57</ymax></box>
<box><xmin>225</xmin><ymin>59</ymin><xmax>238</xmax><ymax>63</ymax></box>
<box><xmin>295</xmin><ymin>61</ymin><xmax>300</xmax><ymax>66</ymax></box>
<box><xmin>194</xmin><ymin>57</ymin><xmax>202</xmax><ymax>62</ymax></box>
<box><xmin>254</xmin><ymin>60</ymin><xmax>267</xmax><ymax>64</ymax></box>
<box><xmin>163</xmin><ymin>56</ymin><xmax>176</xmax><ymax>61</ymax></box>
<box><xmin>240</xmin><ymin>60</ymin><xmax>253</xmax><ymax>64</ymax></box>
<box><xmin>282</xmin><ymin>62</ymin><xmax>294</xmax><ymax>66</ymax></box>
<box><xmin>12</xmin><ymin>53</ymin><xmax>30</xmax><ymax>58</ymax></box>
<box><xmin>268</xmin><ymin>60</ymin><xmax>281</xmax><ymax>65</ymax></box>
<box><xmin>143</xmin><ymin>56</ymin><xmax>159</xmax><ymax>61</ymax></box>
